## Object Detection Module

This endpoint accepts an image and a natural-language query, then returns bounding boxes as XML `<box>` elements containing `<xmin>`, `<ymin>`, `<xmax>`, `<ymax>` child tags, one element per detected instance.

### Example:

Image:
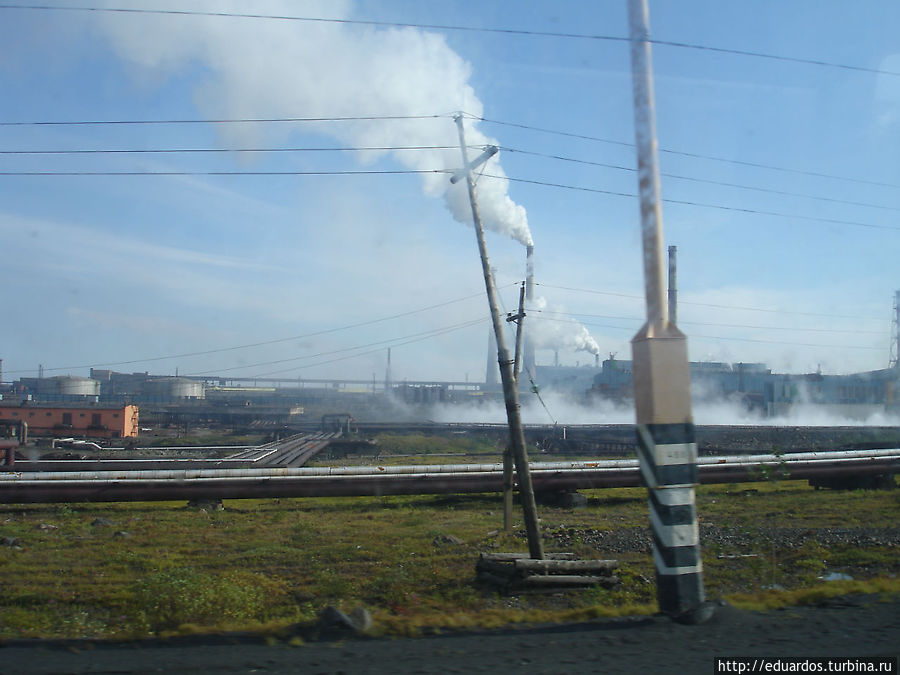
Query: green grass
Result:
<box><xmin>0</xmin><ymin>477</ymin><xmax>897</xmax><ymax>640</ymax></box>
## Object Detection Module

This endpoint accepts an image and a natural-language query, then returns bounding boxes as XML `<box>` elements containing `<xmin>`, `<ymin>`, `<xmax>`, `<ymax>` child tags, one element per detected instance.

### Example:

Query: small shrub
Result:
<box><xmin>131</xmin><ymin>567</ymin><xmax>288</xmax><ymax>632</ymax></box>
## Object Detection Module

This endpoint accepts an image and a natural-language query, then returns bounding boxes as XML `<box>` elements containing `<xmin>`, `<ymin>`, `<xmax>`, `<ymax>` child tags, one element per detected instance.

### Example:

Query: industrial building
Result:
<box><xmin>0</xmin><ymin>404</ymin><xmax>139</xmax><ymax>439</ymax></box>
<box><xmin>589</xmin><ymin>357</ymin><xmax>898</xmax><ymax>419</ymax></box>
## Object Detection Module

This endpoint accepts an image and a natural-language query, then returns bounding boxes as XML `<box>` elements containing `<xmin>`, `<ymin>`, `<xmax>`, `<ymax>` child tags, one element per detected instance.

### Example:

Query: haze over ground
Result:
<box><xmin>1</xmin><ymin>1</ymin><xmax>898</xmax><ymax>384</ymax></box>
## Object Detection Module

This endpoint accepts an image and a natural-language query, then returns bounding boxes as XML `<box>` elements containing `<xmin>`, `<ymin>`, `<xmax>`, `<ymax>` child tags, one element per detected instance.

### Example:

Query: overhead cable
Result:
<box><xmin>500</xmin><ymin>147</ymin><xmax>900</xmax><ymax>213</ymax></box>
<box><xmin>1</xmin><ymin>4</ymin><xmax>897</xmax><ymax>77</ymax></box>
<box><xmin>476</xmin><ymin>117</ymin><xmax>900</xmax><ymax>190</ymax></box>
<box><xmin>486</xmin><ymin>174</ymin><xmax>900</xmax><ymax>233</ymax></box>
<box><xmin>0</xmin><ymin>169</ymin><xmax>448</xmax><ymax>177</ymax></box>
<box><xmin>234</xmin><ymin>318</ymin><xmax>488</xmax><ymax>379</ymax></box>
<box><xmin>186</xmin><ymin>317</ymin><xmax>486</xmax><ymax>376</ymax></box>
<box><xmin>0</xmin><ymin>114</ymin><xmax>448</xmax><ymax>127</ymax></box>
<box><xmin>3</xmin><ymin>111</ymin><xmax>895</xmax><ymax>190</ymax></box>
<box><xmin>7</xmin><ymin>143</ymin><xmax>894</xmax><ymax>213</ymax></box>
<box><xmin>536</xmin><ymin>315</ymin><xmax>884</xmax><ymax>352</ymax></box>
<box><xmin>5</xmin><ymin>287</ymin><xmax>502</xmax><ymax>376</ymax></box>
<box><xmin>531</xmin><ymin>309</ymin><xmax>887</xmax><ymax>335</ymax></box>
<box><xmin>534</xmin><ymin>283</ymin><xmax>887</xmax><ymax>322</ymax></box>
<box><xmin>0</xmin><ymin>145</ymin><xmax>459</xmax><ymax>154</ymax></box>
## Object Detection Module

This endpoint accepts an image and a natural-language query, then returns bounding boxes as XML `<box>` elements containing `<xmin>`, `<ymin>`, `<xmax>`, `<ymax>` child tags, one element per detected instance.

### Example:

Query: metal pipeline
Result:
<box><xmin>0</xmin><ymin>450</ymin><xmax>895</xmax><ymax>504</ymax></box>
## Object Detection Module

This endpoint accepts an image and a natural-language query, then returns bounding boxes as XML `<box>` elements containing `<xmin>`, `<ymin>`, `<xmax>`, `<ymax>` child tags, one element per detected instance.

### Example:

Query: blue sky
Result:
<box><xmin>1</xmin><ymin>0</ymin><xmax>898</xmax><ymax>385</ymax></box>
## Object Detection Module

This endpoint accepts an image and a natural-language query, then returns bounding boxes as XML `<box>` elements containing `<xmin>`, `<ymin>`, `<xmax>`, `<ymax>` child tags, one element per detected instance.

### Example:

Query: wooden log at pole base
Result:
<box><xmin>512</xmin><ymin>558</ymin><xmax>618</xmax><ymax>574</ymax></box>
<box><xmin>480</xmin><ymin>552</ymin><xmax>577</xmax><ymax>561</ymax></box>
<box><xmin>476</xmin><ymin>552</ymin><xmax>619</xmax><ymax>593</ymax></box>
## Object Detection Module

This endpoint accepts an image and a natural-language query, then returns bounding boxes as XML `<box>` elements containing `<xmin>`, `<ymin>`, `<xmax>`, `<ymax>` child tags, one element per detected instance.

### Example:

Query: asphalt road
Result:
<box><xmin>2</xmin><ymin>595</ymin><xmax>898</xmax><ymax>675</ymax></box>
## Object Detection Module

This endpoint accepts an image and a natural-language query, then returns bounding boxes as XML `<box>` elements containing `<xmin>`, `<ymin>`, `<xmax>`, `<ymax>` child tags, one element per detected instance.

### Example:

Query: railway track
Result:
<box><xmin>6</xmin><ymin>432</ymin><xmax>339</xmax><ymax>472</ymax></box>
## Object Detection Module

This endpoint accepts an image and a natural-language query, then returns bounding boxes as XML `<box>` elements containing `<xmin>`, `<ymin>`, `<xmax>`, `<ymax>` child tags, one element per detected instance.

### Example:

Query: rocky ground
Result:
<box><xmin>541</xmin><ymin>524</ymin><xmax>900</xmax><ymax>555</ymax></box>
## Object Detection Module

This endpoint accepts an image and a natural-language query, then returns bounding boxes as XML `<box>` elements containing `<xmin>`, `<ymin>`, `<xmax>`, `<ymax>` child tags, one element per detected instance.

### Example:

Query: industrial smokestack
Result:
<box><xmin>524</xmin><ymin>244</ymin><xmax>536</xmax><ymax>379</ymax></box>
<box><xmin>891</xmin><ymin>290</ymin><xmax>899</xmax><ymax>369</ymax></box>
<box><xmin>385</xmin><ymin>348</ymin><xmax>393</xmax><ymax>393</ymax></box>
<box><xmin>667</xmin><ymin>245</ymin><xmax>678</xmax><ymax>326</ymax></box>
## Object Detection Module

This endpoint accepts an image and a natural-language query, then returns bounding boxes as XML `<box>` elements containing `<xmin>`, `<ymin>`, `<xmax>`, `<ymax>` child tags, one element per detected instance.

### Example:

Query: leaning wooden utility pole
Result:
<box><xmin>627</xmin><ymin>0</ymin><xmax>706</xmax><ymax>620</ymax></box>
<box><xmin>502</xmin><ymin>281</ymin><xmax>527</xmax><ymax>531</ymax></box>
<box><xmin>453</xmin><ymin>114</ymin><xmax>543</xmax><ymax>559</ymax></box>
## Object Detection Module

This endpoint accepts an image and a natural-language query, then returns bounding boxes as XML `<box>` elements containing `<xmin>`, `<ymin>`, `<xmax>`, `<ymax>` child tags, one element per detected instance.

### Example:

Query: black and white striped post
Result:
<box><xmin>627</xmin><ymin>0</ymin><xmax>707</xmax><ymax>620</ymax></box>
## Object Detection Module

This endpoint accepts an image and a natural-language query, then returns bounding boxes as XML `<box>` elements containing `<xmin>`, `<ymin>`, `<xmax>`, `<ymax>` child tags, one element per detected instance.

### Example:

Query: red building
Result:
<box><xmin>0</xmin><ymin>404</ymin><xmax>139</xmax><ymax>439</ymax></box>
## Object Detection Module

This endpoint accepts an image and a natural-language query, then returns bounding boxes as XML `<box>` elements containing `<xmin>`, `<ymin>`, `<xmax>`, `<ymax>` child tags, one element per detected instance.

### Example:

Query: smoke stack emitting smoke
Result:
<box><xmin>96</xmin><ymin>2</ymin><xmax>532</xmax><ymax>247</ymax></box>
<box><xmin>99</xmin><ymin>2</ymin><xmax>602</xmax><ymax>363</ymax></box>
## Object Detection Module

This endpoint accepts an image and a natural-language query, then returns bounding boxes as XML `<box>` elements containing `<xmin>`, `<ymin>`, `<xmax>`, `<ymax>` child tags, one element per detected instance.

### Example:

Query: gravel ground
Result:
<box><xmin>2</xmin><ymin>594</ymin><xmax>898</xmax><ymax>675</ymax></box>
<box><xmin>540</xmin><ymin>524</ymin><xmax>900</xmax><ymax>555</ymax></box>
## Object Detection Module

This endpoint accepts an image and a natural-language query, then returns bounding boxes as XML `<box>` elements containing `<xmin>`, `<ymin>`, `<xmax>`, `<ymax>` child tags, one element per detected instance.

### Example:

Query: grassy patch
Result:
<box><xmin>1</xmin><ymin>474</ymin><xmax>897</xmax><ymax>639</ymax></box>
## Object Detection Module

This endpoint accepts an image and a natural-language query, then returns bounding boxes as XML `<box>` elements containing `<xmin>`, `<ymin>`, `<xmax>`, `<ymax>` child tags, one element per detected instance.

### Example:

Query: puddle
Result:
<box><xmin>819</xmin><ymin>572</ymin><xmax>854</xmax><ymax>582</ymax></box>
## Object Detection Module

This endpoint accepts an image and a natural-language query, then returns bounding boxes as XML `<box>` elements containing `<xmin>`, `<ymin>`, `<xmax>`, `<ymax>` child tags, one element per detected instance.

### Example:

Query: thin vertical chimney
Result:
<box><xmin>891</xmin><ymin>290</ymin><xmax>899</xmax><ymax>369</ymax></box>
<box><xmin>667</xmin><ymin>245</ymin><xmax>678</xmax><ymax>326</ymax></box>
<box><xmin>524</xmin><ymin>244</ymin><xmax>536</xmax><ymax>378</ymax></box>
<box><xmin>385</xmin><ymin>347</ymin><xmax>393</xmax><ymax>392</ymax></box>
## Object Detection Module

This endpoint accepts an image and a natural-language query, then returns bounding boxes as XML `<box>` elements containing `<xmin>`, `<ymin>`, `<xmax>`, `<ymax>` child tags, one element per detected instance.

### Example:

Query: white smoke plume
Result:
<box><xmin>528</xmin><ymin>296</ymin><xmax>601</xmax><ymax>356</ymax></box>
<box><xmin>429</xmin><ymin>390</ymin><xmax>900</xmax><ymax>427</ymax></box>
<box><xmin>93</xmin><ymin>1</ymin><xmax>532</xmax><ymax>246</ymax></box>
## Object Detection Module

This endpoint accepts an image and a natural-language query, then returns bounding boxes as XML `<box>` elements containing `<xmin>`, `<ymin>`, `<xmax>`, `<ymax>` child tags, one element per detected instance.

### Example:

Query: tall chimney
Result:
<box><xmin>667</xmin><ymin>245</ymin><xmax>678</xmax><ymax>325</ymax></box>
<box><xmin>385</xmin><ymin>347</ymin><xmax>393</xmax><ymax>393</ymax></box>
<box><xmin>891</xmin><ymin>290</ymin><xmax>899</xmax><ymax>369</ymax></box>
<box><xmin>524</xmin><ymin>244</ymin><xmax>536</xmax><ymax>378</ymax></box>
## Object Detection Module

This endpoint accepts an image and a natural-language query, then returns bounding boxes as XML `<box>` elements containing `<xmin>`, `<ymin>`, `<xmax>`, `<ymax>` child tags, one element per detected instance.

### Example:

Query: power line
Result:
<box><xmin>486</xmin><ymin>174</ymin><xmax>900</xmax><ymax>233</ymax></box>
<box><xmin>5</xmin><ymin>287</ymin><xmax>501</xmax><ymax>376</ymax></box>
<box><xmin>6</xmin><ymin>164</ymin><xmax>893</xmax><ymax>232</ymax></box>
<box><xmin>532</xmin><ymin>313</ymin><xmax>884</xmax><ymax>352</ymax></box>
<box><xmin>3</xmin><ymin>110</ymin><xmax>894</xmax><ymax>191</ymax></box>
<box><xmin>500</xmin><ymin>147</ymin><xmax>900</xmax><ymax>214</ymax></box>
<box><xmin>12</xmin><ymin>142</ymin><xmax>893</xmax><ymax>213</ymax></box>
<box><xmin>1</xmin><ymin>4</ymin><xmax>897</xmax><ymax>77</ymax></box>
<box><xmin>532</xmin><ymin>309</ymin><xmax>886</xmax><ymax>335</ymax></box>
<box><xmin>5</xmin><ymin>162</ymin><xmax>895</xmax><ymax>233</ymax></box>
<box><xmin>534</xmin><ymin>283</ymin><xmax>887</xmax><ymax>322</ymax></box>
<box><xmin>248</xmin><ymin>319</ymin><xmax>488</xmax><ymax>379</ymax></box>
<box><xmin>0</xmin><ymin>145</ymin><xmax>458</xmax><ymax>154</ymax></box>
<box><xmin>477</xmin><ymin>117</ymin><xmax>900</xmax><ymax>190</ymax></box>
<box><xmin>187</xmin><ymin>317</ymin><xmax>485</xmax><ymax>376</ymax></box>
<box><xmin>650</xmin><ymin>37</ymin><xmax>900</xmax><ymax>78</ymax></box>
<box><xmin>0</xmin><ymin>113</ymin><xmax>449</xmax><ymax>127</ymax></box>
<box><xmin>0</xmin><ymin>169</ymin><xmax>447</xmax><ymax>177</ymax></box>
<box><xmin>204</xmin><ymin>318</ymin><xmax>488</xmax><ymax>379</ymax></box>
<box><xmin>686</xmin><ymin>333</ymin><xmax>885</xmax><ymax>352</ymax></box>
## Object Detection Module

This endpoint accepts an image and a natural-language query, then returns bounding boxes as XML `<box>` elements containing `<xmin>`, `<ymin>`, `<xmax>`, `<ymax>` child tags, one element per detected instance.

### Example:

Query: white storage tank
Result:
<box><xmin>142</xmin><ymin>377</ymin><xmax>205</xmax><ymax>400</ymax></box>
<box><xmin>35</xmin><ymin>376</ymin><xmax>101</xmax><ymax>397</ymax></box>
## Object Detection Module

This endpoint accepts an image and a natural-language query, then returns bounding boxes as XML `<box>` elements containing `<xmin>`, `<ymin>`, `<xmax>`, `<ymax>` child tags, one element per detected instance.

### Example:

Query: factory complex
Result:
<box><xmin>0</xmin><ymin>354</ymin><xmax>897</xmax><ymax>441</ymax></box>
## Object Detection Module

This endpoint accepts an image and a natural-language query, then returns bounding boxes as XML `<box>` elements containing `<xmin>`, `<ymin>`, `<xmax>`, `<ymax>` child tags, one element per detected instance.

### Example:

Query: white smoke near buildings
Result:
<box><xmin>93</xmin><ymin>0</ymin><xmax>532</xmax><ymax>246</ymax></box>
<box><xmin>429</xmin><ymin>389</ymin><xmax>899</xmax><ymax>427</ymax></box>
<box><xmin>528</xmin><ymin>297</ymin><xmax>601</xmax><ymax>356</ymax></box>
